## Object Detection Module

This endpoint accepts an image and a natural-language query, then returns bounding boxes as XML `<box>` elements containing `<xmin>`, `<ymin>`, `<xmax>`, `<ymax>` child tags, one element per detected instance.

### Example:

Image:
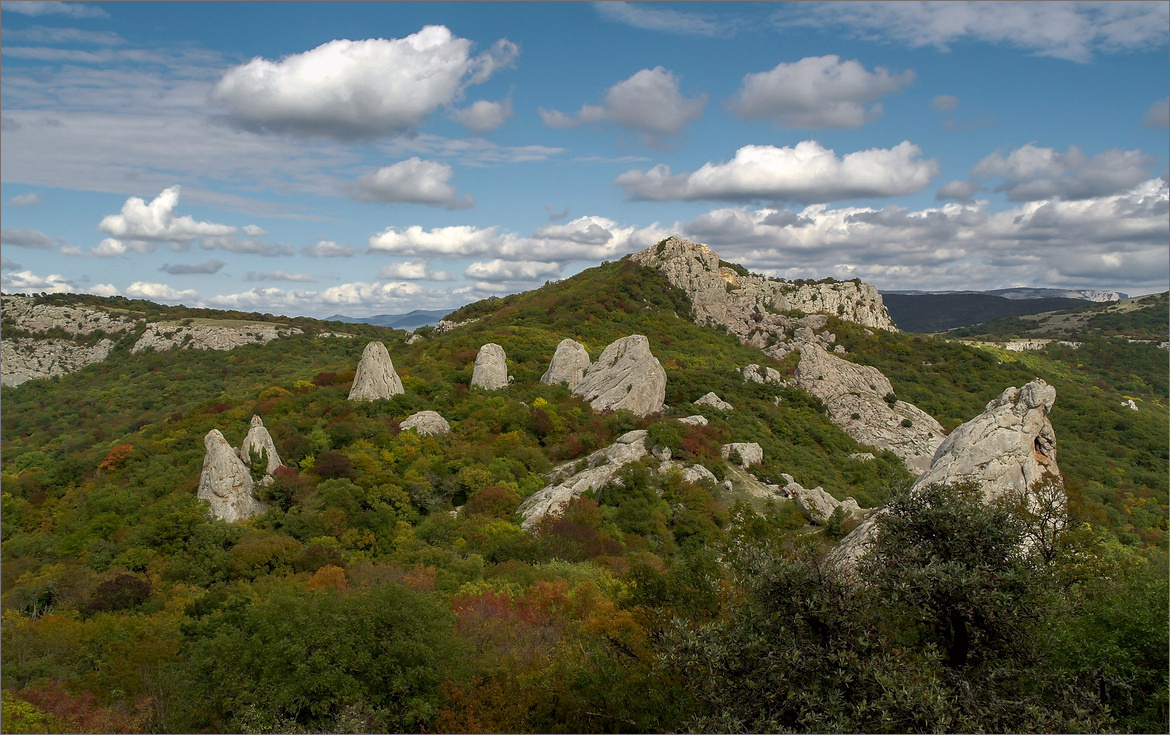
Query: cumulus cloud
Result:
<box><xmin>778</xmin><ymin>1</ymin><xmax>1170</xmax><ymax>63</ymax></box>
<box><xmin>205</xmin><ymin>280</ymin><xmax>458</xmax><ymax>318</ymax></box>
<box><xmin>451</xmin><ymin>98</ymin><xmax>513</xmax><ymax>133</ymax></box>
<box><xmin>616</xmin><ymin>140</ymin><xmax>939</xmax><ymax>204</ymax></box>
<box><xmin>464</xmin><ymin>259</ymin><xmax>561</xmax><ymax>282</ymax></box>
<box><xmin>1</xmin><ymin>227</ymin><xmax>58</xmax><ymax>249</ymax></box>
<box><xmin>594</xmin><ymin>1</ymin><xmax>740</xmax><ymax>37</ymax></box>
<box><xmin>5</xmin><ymin>192</ymin><xmax>42</xmax><ymax>206</ymax></box>
<box><xmin>302</xmin><ymin>240</ymin><xmax>358</xmax><ymax>257</ymax></box>
<box><xmin>377</xmin><ymin>259</ymin><xmax>454</xmax><ymax>281</ymax></box>
<box><xmin>729</xmin><ymin>55</ymin><xmax>914</xmax><ymax>128</ymax></box>
<box><xmin>969</xmin><ymin>143</ymin><xmax>1156</xmax><ymax>201</ymax></box>
<box><xmin>124</xmin><ymin>281</ymin><xmax>200</xmax><ymax>303</ymax></box>
<box><xmin>1144</xmin><ymin>98</ymin><xmax>1169</xmax><ymax>129</ymax></box>
<box><xmin>213</xmin><ymin>26</ymin><xmax>519</xmax><ymax>141</ymax></box>
<box><xmin>94</xmin><ymin>186</ymin><xmax>241</xmax><ymax>256</ymax></box>
<box><xmin>1</xmin><ymin>1</ymin><xmax>108</xmax><ymax>18</ymax></box>
<box><xmin>369</xmin><ymin>224</ymin><xmax>506</xmax><ymax>258</ymax></box>
<box><xmin>245</xmin><ymin>270</ymin><xmax>315</xmax><ymax>283</ymax></box>
<box><xmin>931</xmin><ymin>95</ymin><xmax>959</xmax><ymax>112</ymax></box>
<box><xmin>349</xmin><ymin>158</ymin><xmax>473</xmax><ymax>209</ymax></box>
<box><xmin>160</xmin><ymin>260</ymin><xmax>225</xmax><ymax>275</ymax></box>
<box><xmin>539</xmin><ymin>66</ymin><xmax>706</xmax><ymax>146</ymax></box>
<box><xmin>1</xmin><ymin>269</ymin><xmax>75</xmax><ymax>294</ymax></box>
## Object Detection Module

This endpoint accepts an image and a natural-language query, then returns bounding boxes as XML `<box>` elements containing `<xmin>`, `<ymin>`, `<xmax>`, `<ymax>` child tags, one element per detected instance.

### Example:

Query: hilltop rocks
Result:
<box><xmin>1</xmin><ymin>338</ymin><xmax>116</xmax><ymax>387</ymax></box>
<box><xmin>572</xmin><ymin>335</ymin><xmax>666</xmax><ymax>417</ymax></box>
<box><xmin>721</xmin><ymin>442</ymin><xmax>763</xmax><ymax>468</ymax></box>
<box><xmin>131</xmin><ymin>322</ymin><xmax>302</xmax><ymax>354</ymax></box>
<box><xmin>794</xmin><ymin>343</ymin><xmax>945</xmax><ymax>475</ymax></box>
<box><xmin>471</xmin><ymin>343</ymin><xmax>510</xmax><ymax>390</ymax></box>
<box><xmin>695</xmin><ymin>392</ymin><xmax>734</xmax><ymax>411</ymax></box>
<box><xmin>400</xmin><ymin>410</ymin><xmax>450</xmax><ymax>436</ymax></box>
<box><xmin>239</xmin><ymin>415</ymin><xmax>283</xmax><ymax>475</ymax></box>
<box><xmin>198</xmin><ymin>430</ymin><xmax>267</xmax><ymax>523</ymax></box>
<box><xmin>348</xmin><ymin>341</ymin><xmax>404</xmax><ymax>401</ymax></box>
<box><xmin>540</xmin><ymin>339</ymin><xmax>591</xmax><ymax>390</ymax></box>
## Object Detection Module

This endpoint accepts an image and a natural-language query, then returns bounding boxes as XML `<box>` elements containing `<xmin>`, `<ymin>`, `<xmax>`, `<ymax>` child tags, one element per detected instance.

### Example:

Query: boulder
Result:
<box><xmin>659</xmin><ymin>461</ymin><xmax>718</xmax><ymax>485</ymax></box>
<box><xmin>348</xmin><ymin>341</ymin><xmax>404</xmax><ymax>401</ymax></box>
<box><xmin>540</xmin><ymin>338</ymin><xmax>591</xmax><ymax>390</ymax></box>
<box><xmin>471</xmin><ymin>343</ymin><xmax>509</xmax><ymax>390</ymax></box>
<box><xmin>238</xmin><ymin>415</ymin><xmax>283</xmax><ymax>475</ymax></box>
<box><xmin>792</xmin><ymin>483</ymin><xmax>860</xmax><ymax>525</ymax></box>
<box><xmin>721</xmin><ymin>442</ymin><xmax>763</xmax><ymax>468</ymax></box>
<box><xmin>572</xmin><ymin>335</ymin><xmax>666</xmax><ymax>417</ymax></box>
<box><xmin>400</xmin><ymin>410</ymin><xmax>451</xmax><ymax>436</ymax></box>
<box><xmin>678</xmin><ymin>415</ymin><xmax>708</xmax><ymax>426</ymax></box>
<box><xmin>695</xmin><ymin>392</ymin><xmax>733</xmax><ymax>411</ymax></box>
<box><xmin>742</xmin><ymin>364</ymin><xmax>784</xmax><ymax>385</ymax></box>
<box><xmin>198</xmin><ymin>430</ymin><xmax>267</xmax><ymax>522</ymax></box>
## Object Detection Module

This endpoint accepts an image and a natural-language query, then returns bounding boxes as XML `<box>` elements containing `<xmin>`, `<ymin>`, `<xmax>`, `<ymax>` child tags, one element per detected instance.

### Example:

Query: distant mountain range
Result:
<box><xmin>323</xmin><ymin>308</ymin><xmax>453</xmax><ymax>330</ymax></box>
<box><xmin>882</xmin><ymin>287</ymin><xmax>1127</xmax><ymax>302</ymax></box>
<box><xmin>881</xmin><ymin>293</ymin><xmax>1090</xmax><ymax>333</ymax></box>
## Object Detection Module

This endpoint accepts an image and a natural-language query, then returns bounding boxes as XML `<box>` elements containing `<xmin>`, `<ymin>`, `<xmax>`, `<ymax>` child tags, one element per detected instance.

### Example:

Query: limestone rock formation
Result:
<box><xmin>572</xmin><ymin>335</ymin><xmax>666</xmax><ymax>416</ymax></box>
<box><xmin>678</xmin><ymin>415</ymin><xmax>708</xmax><ymax>426</ymax></box>
<box><xmin>1</xmin><ymin>338</ymin><xmax>116</xmax><ymax>387</ymax></box>
<box><xmin>239</xmin><ymin>415</ymin><xmax>283</xmax><ymax>475</ymax></box>
<box><xmin>659</xmin><ymin>461</ymin><xmax>718</xmax><ymax>485</ymax></box>
<box><xmin>793</xmin><ymin>483</ymin><xmax>861</xmax><ymax>525</ymax></box>
<box><xmin>348</xmin><ymin>341</ymin><xmax>405</xmax><ymax>401</ymax></box>
<box><xmin>721</xmin><ymin>442</ymin><xmax>763</xmax><ymax>468</ymax></box>
<box><xmin>400</xmin><ymin>410</ymin><xmax>451</xmax><ymax>436</ymax></box>
<box><xmin>471</xmin><ymin>343</ymin><xmax>509</xmax><ymax>390</ymax></box>
<box><xmin>131</xmin><ymin>322</ymin><xmax>302</xmax><ymax>354</ymax></box>
<box><xmin>794</xmin><ymin>343</ymin><xmax>945</xmax><ymax>475</ymax></box>
<box><xmin>742</xmin><ymin>364</ymin><xmax>784</xmax><ymax>385</ymax></box>
<box><xmin>695</xmin><ymin>392</ymin><xmax>733</xmax><ymax>411</ymax></box>
<box><xmin>198</xmin><ymin>430</ymin><xmax>267</xmax><ymax>522</ymax></box>
<box><xmin>518</xmin><ymin>430</ymin><xmax>649</xmax><ymax>530</ymax></box>
<box><xmin>540</xmin><ymin>338</ymin><xmax>591</xmax><ymax>390</ymax></box>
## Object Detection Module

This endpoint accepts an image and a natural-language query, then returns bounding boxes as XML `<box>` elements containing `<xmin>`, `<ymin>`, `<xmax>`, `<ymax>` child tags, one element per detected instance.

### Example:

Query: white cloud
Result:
<box><xmin>594</xmin><ymin>1</ymin><xmax>740</xmax><ymax>37</ymax></box>
<box><xmin>779</xmin><ymin>1</ymin><xmax>1170</xmax><ymax>63</ymax></box>
<box><xmin>1144</xmin><ymin>98</ymin><xmax>1169</xmax><ymax>130</ymax></box>
<box><xmin>1</xmin><ymin>1</ymin><xmax>108</xmax><ymax>18</ymax></box>
<box><xmin>242</xmin><ymin>224</ymin><xmax>268</xmax><ymax>237</ymax></box>
<box><xmin>0</xmin><ymin>26</ymin><xmax>124</xmax><ymax>45</ymax></box>
<box><xmin>729</xmin><ymin>55</ymin><xmax>914</xmax><ymax>128</ymax></box>
<box><xmin>199</xmin><ymin>235</ymin><xmax>294</xmax><ymax>257</ymax></box>
<box><xmin>212</xmin><ymin>26</ymin><xmax>519</xmax><ymax>141</ymax></box>
<box><xmin>96</xmin><ymin>186</ymin><xmax>238</xmax><ymax>257</ymax></box>
<box><xmin>377</xmin><ymin>259</ymin><xmax>454</xmax><ymax>281</ymax></box>
<box><xmin>160</xmin><ymin>260</ymin><xmax>225</xmax><ymax>275</ymax></box>
<box><xmin>616</xmin><ymin>140</ymin><xmax>939</xmax><ymax>204</ymax></box>
<box><xmin>124</xmin><ymin>281</ymin><xmax>201</xmax><ymax>303</ymax></box>
<box><xmin>1</xmin><ymin>269</ymin><xmax>74</xmax><ymax>294</ymax></box>
<box><xmin>451</xmin><ymin>98</ymin><xmax>513</xmax><ymax>133</ymax></box>
<box><xmin>1</xmin><ymin>227</ymin><xmax>58</xmax><ymax>249</ymax></box>
<box><xmin>969</xmin><ymin>143</ymin><xmax>1156</xmax><ymax>201</ymax></box>
<box><xmin>245</xmin><ymin>271</ymin><xmax>316</xmax><ymax>283</ymax></box>
<box><xmin>206</xmin><ymin>280</ymin><xmax>457</xmax><ymax>318</ymax></box>
<box><xmin>369</xmin><ymin>225</ymin><xmax>509</xmax><ymax>258</ymax></box>
<box><xmin>464</xmin><ymin>259</ymin><xmax>562</xmax><ymax>282</ymax></box>
<box><xmin>931</xmin><ymin>95</ymin><xmax>959</xmax><ymax>112</ymax></box>
<box><xmin>5</xmin><ymin>192</ymin><xmax>42</xmax><ymax>206</ymax></box>
<box><xmin>936</xmin><ymin>179</ymin><xmax>980</xmax><ymax>201</ymax></box>
<box><xmin>377</xmin><ymin>133</ymin><xmax>566</xmax><ymax>166</ymax></box>
<box><xmin>89</xmin><ymin>283</ymin><xmax>119</xmax><ymax>297</ymax></box>
<box><xmin>540</xmin><ymin>66</ymin><xmax>706</xmax><ymax>145</ymax></box>
<box><xmin>302</xmin><ymin>240</ymin><xmax>358</xmax><ymax>258</ymax></box>
<box><xmin>91</xmin><ymin>237</ymin><xmax>154</xmax><ymax>257</ymax></box>
<box><xmin>349</xmin><ymin>158</ymin><xmax>473</xmax><ymax>208</ymax></box>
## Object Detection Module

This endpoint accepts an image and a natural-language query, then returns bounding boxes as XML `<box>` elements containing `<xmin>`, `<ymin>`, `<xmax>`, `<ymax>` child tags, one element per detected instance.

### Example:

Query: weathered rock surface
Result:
<box><xmin>348</xmin><ymin>341</ymin><xmax>405</xmax><ymax>401</ymax></box>
<box><xmin>677</xmin><ymin>415</ymin><xmax>708</xmax><ymax>426</ymax></box>
<box><xmin>400</xmin><ymin>410</ymin><xmax>451</xmax><ymax>436</ymax></box>
<box><xmin>1</xmin><ymin>337</ymin><xmax>116</xmax><ymax>387</ymax></box>
<box><xmin>792</xmin><ymin>483</ymin><xmax>861</xmax><ymax>525</ymax></box>
<box><xmin>3</xmin><ymin>295</ymin><xmax>137</xmax><ymax>336</ymax></box>
<box><xmin>239</xmin><ymin>415</ymin><xmax>283</xmax><ymax>475</ymax></box>
<box><xmin>695</xmin><ymin>392</ymin><xmax>733</xmax><ymax>411</ymax></box>
<box><xmin>572</xmin><ymin>335</ymin><xmax>666</xmax><ymax>416</ymax></box>
<box><xmin>721</xmin><ymin>442</ymin><xmax>763</xmax><ymax>468</ymax></box>
<box><xmin>518</xmin><ymin>430</ymin><xmax>649</xmax><ymax>530</ymax></box>
<box><xmin>540</xmin><ymin>338</ymin><xmax>591</xmax><ymax>389</ymax></box>
<box><xmin>794</xmin><ymin>343</ymin><xmax>945</xmax><ymax>475</ymax></box>
<box><xmin>659</xmin><ymin>461</ymin><xmax>718</xmax><ymax>485</ymax></box>
<box><xmin>471</xmin><ymin>343</ymin><xmax>509</xmax><ymax>390</ymax></box>
<box><xmin>742</xmin><ymin>364</ymin><xmax>784</xmax><ymax>385</ymax></box>
<box><xmin>198</xmin><ymin>430</ymin><xmax>267</xmax><ymax>522</ymax></box>
<box><xmin>132</xmin><ymin>322</ymin><xmax>302</xmax><ymax>354</ymax></box>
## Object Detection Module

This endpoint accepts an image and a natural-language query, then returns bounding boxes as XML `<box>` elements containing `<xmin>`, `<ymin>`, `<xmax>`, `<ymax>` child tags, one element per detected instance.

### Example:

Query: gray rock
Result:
<box><xmin>742</xmin><ymin>364</ymin><xmax>784</xmax><ymax>385</ymax></box>
<box><xmin>652</xmin><ymin>446</ymin><xmax>673</xmax><ymax>461</ymax></box>
<box><xmin>678</xmin><ymin>415</ymin><xmax>708</xmax><ymax>426</ymax></box>
<box><xmin>239</xmin><ymin>415</ymin><xmax>283</xmax><ymax>475</ymax></box>
<box><xmin>1122</xmin><ymin>399</ymin><xmax>1138</xmax><ymax>411</ymax></box>
<box><xmin>471</xmin><ymin>343</ymin><xmax>509</xmax><ymax>390</ymax></box>
<box><xmin>348</xmin><ymin>341</ymin><xmax>405</xmax><ymax>401</ymax></box>
<box><xmin>659</xmin><ymin>461</ymin><xmax>718</xmax><ymax>485</ymax></box>
<box><xmin>540</xmin><ymin>338</ymin><xmax>591</xmax><ymax>390</ymax></box>
<box><xmin>695</xmin><ymin>392</ymin><xmax>733</xmax><ymax>411</ymax></box>
<box><xmin>849</xmin><ymin>452</ymin><xmax>876</xmax><ymax>462</ymax></box>
<box><xmin>132</xmin><ymin>322</ymin><xmax>302</xmax><ymax>354</ymax></box>
<box><xmin>400</xmin><ymin>410</ymin><xmax>450</xmax><ymax>436</ymax></box>
<box><xmin>721</xmin><ymin>442</ymin><xmax>763</xmax><ymax>468</ymax></box>
<box><xmin>198</xmin><ymin>430</ymin><xmax>267</xmax><ymax>522</ymax></box>
<box><xmin>1</xmin><ymin>337</ymin><xmax>116</xmax><ymax>387</ymax></box>
<box><xmin>572</xmin><ymin>335</ymin><xmax>666</xmax><ymax>416</ymax></box>
<box><xmin>793</xmin><ymin>485</ymin><xmax>843</xmax><ymax>524</ymax></box>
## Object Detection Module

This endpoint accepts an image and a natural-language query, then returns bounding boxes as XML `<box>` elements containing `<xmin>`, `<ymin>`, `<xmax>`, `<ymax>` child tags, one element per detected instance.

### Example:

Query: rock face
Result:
<box><xmin>518</xmin><ymin>430</ymin><xmax>649</xmax><ymax>530</ymax></box>
<box><xmin>238</xmin><ymin>415</ymin><xmax>283</xmax><ymax>475</ymax></box>
<box><xmin>572</xmin><ymin>335</ymin><xmax>666</xmax><ymax>417</ymax></box>
<box><xmin>131</xmin><ymin>322</ymin><xmax>302</xmax><ymax>354</ymax></box>
<box><xmin>198</xmin><ymin>430</ymin><xmax>267</xmax><ymax>522</ymax></box>
<box><xmin>348</xmin><ymin>341</ymin><xmax>405</xmax><ymax>401</ymax></box>
<box><xmin>400</xmin><ymin>410</ymin><xmax>451</xmax><ymax>436</ymax></box>
<box><xmin>678</xmin><ymin>415</ymin><xmax>708</xmax><ymax>426</ymax></box>
<box><xmin>540</xmin><ymin>339</ymin><xmax>591</xmax><ymax>390</ymax></box>
<box><xmin>721</xmin><ymin>442</ymin><xmax>763</xmax><ymax>468</ymax></box>
<box><xmin>471</xmin><ymin>343</ymin><xmax>509</xmax><ymax>390</ymax></box>
<box><xmin>1</xmin><ymin>338</ymin><xmax>116</xmax><ymax>387</ymax></box>
<box><xmin>742</xmin><ymin>364</ymin><xmax>784</xmax><ymax>385</ymax></box>
<box><xmin>695</xmin><ymin>392</ymin><xmax>734</xmax><ymax>411</ymax></box>
<box><xmin>794</xmin><ymin>343</ymin><xmax>945</xmax><ymax>475</ymax></box>
<box><xmin>793</xmin><ymin>483</ymin><xmax>861</xmax><ymax>525</ymax></box>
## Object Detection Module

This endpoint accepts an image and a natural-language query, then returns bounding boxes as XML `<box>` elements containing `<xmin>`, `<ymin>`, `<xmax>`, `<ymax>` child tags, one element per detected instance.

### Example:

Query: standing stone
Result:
<box><xmin>239</xmin><ymin>415</ymin><xmax>283</xmax><ymax>475</ymax></box>
<box><xmin>541</xmin><ymin>338</ymin><xmax>591</xmax><ymax>390</ymax></box>
<box><xmin>198</xmin><ymin>430</ymin><xmax>266</xmax><ymax>522</ymax></box>
<box><xmin>400</xmin><ymin>410</ymin><xmax>451</xmax><ymax>436</ymax></box>
<box><xmin>348</xmin><ymin>341</ymin><xmax>404</xmax><ymax>401</ymax></box>
<box><xmin>572</xmin><ymin>335</ymin><xmax>666</xmax><ymax>417</ymax></box>
<box><xmin>471</xmin><ymin>343</ymin><xmax>509</xmax><ymax>389</ymax></box>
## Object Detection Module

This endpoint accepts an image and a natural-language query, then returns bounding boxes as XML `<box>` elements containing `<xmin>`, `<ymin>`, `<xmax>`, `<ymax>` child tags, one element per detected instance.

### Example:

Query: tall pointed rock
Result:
<box><xmin>198</xmin><ymin>429</ymin><xmax>267</xmax><ymax>522</ymax></box>
<box><xmin>540</xmin><ymin>338</ymin><xmax>591</xmax><ymax>390</ymax></box>
<box><xmin>471</xmin><ymin>343</ymin><xmax>509</xmax><ymax>389</ymax></box>
<box><xmin>348</xmin><ymin>341</ymin><xmax>404</xmax><ymax>401</ymax></box>
<box><xmin>572</xmin><ymin>335</ymin><xmax>666</xmax><ymax>417</ymax></box>
<box><xmin>239</xmin><ymin>414</ymin><xmax>283</xmax><ymax>475</ymax></box>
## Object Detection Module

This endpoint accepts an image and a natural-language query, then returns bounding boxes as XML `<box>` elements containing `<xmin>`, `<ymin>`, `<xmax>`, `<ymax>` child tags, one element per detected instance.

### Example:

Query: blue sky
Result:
<box><xmin>2</xmin><ymin>0</ymin><xmax>1167</xmax><ymax>318</ymax></box>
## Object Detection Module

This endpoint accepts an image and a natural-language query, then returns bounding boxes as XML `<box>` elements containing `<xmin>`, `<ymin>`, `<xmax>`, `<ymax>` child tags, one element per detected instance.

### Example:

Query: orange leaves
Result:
<box><xmin>97</xmin><ymin>443</ymin><xmax>135</xmax><ymax>472</ymax></box>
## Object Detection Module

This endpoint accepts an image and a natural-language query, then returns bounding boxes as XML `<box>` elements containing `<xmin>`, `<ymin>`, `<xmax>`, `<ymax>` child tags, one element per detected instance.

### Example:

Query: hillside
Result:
<box><xmin>882</xmin><ymin>292</ymin><xmax>1089</xmax><ymax>332</ymax></box>
<box><xmin>1</xmin><ymin>242</ymin><xmax>1166</xmax><ymax>734</ymax></box>
<box><xmin>948</xmin><ymin>291</ymin><xmax>1170</xmax><ymax>342</ymax></box>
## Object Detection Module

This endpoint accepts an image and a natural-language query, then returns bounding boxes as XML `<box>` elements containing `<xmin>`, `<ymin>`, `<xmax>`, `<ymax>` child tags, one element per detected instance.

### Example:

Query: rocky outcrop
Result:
<box><xmin>518</xmin><ymin>430</ymin><xmax>649</xmax><ymax>530</ymax></box>
<box><xmin>572</xmin><ymin>335</ymin><xmax>666</xmax><ymax>417</ymax></box>
<box><xmin>742</xmin><ymin>364</ymin><xmax>784</xmax><ymax>385</ymax></box>
<box><xmin>721</xmin><ymin>442</ymin><xmax>763</xmax><ymax>468</ymax></box>
<box><xmin>659</xmin><ymin>461</ymin><xmax>718</xmax><ymax>485</ymax></box>
<box><xmin>678</xmin><ymin>415</ymin><xmax>708</xmax><ymax>426</ymax></box>
<box><xmin>348</xmin><ymin>341</ymin><xmax>405</xmax><ymax>401</ymax></box>
<box><xmin>3</xmin><ymin>295</ymin><xmax>137</xmax><ymax>337</ymax></box>
<box><xmin>471</xmin><ymin>343</ymin><xmax>509</xmax><ymax>390</ymax></box>
<box><xmin>540</xmin><ymin>339</ymin><xmax>591</xmax><ymax>390</ymax></box>
<box><xmin>794</xmin><ymin>343</ymin><xmax>945</xmax><ymax>475</ymax></box>
<box><xmin>198</xmin><ymin>430</ymin><xmax>267</xmax><ymax>522</ymax></box>
<box><xmin>792</xmin><ymin>483</ymin><xmax>861</xmax><ymax>525</ymax></box>
<box><xmin>1</xmin><ymin>338</ymin><xmax>116</xmax><ymax>387</ymax></box>
<box><xmin>239</xmin><ymin>415</ymin><xmax>283</xmax><ymax>475</ymax></box>
<box><xmin>695</xmin><ymin>392</ymin><xmax>733</xmax><ymax>411</ymax></box>
<box><xmin>131</xmin><ymin>322</ymin><xmax>302</xmax><ymax>353</ymax></box>
<box><xmin>400</xmin><ymin>410</ymin><xmax>451</xmax><ymax>436</ymax></box>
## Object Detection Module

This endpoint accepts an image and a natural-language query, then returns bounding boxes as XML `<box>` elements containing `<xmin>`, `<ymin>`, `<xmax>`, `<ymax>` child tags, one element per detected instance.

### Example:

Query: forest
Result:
<box><xmin>2</xmin><ymin>258</ymin><xmax>1167</xmax><ymax>733</ymax></box>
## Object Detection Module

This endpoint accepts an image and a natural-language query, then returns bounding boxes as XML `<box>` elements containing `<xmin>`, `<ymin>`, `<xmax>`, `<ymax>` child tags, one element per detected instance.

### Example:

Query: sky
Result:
<box><xmin>1</xmin><ymin>0</ymin><xmax>1167</xmax><ymax>318</ymax></box>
